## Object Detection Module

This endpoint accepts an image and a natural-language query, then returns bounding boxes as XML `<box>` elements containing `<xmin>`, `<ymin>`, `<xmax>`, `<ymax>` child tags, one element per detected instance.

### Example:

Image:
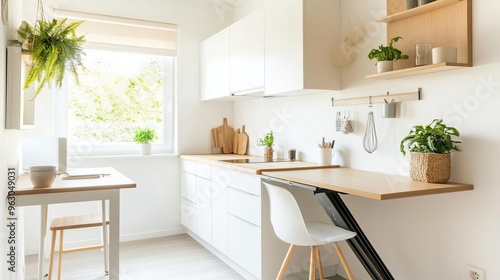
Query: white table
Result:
<box><xmin>15</xmin><ymin>167</ymin><xmax>136</xmax><ymax>280</ymax></box>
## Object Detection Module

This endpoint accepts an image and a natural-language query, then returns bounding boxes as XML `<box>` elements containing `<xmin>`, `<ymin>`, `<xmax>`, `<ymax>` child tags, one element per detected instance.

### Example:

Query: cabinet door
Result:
<box><xmin>228</xmin><ymin>214</ymin><xmax>262</xmax><ymax>278</ymax></box>
<box><xmin>211</xmin><ymin>166</ymin><xmax>229</xmax><ymax>255</ymax></box>
<box><xmin>181</xmin><ymin>198</ymin><xmax>197</xmax><ymax>232</ymax></box>
<box><xmin>196</xmin><ymin>176</ymin><xmax>212</xmax><ymax>243</ymax></box>
<box><xmin>180</xmin><ymin>171</ymin><xmax>197</xmax><ymax>203</ymax></box>
<box><xmin>227</xmin><ymin>187</ymin><xmax>261</xmax><ymax>227</ymax></box>
<box><xmin>264</xmin><ymin>0</ymin><xmax>304</xmax><ymax>95</ymax></box>
<box><xmin>201</xmin><ymin>27</ymin><xmax>230</xmax><ymax>101</ymax></box>
<box><xmin>230</xmin><ymin>10</ymin><xmax>264</xmax><ymax>94</ymax></box>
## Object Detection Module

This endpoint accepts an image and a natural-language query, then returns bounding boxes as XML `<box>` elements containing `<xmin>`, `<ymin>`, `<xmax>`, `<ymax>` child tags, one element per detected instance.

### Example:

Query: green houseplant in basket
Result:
<box><xmin>400</xmin><ymin>119</ymin><xmax>461</xmax><ymax>183</ymax></box>
<box><xmin>134</xmin><ymin>128</ymin><xmax>157</xmax><ymax>155</ymax></box>
<box><xmin>10</xmin><ymin>18</ymin><xmax>86</xmax><ymax>98</ymax></box>
<box><xmin>368</xmin><ymin>36</ymin><xmax>409</xmax><ymax>73</ymax></box>
<box><xmin>257</xmin><ymin>131</ymin><xmax>274</xmax><ymax>159</ymax></box>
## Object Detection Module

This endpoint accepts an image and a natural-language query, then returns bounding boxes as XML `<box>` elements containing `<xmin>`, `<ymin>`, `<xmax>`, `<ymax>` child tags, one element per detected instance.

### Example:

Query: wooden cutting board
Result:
<box><xmin>236</xmin><ymin>125</ymin><xmax>248</xmax><ymax>155</ymax></box>
<box><xmin>211</xmin><ymin>128</ymin><xmax>217</xmax><ymax>148</ymax></box>
<box><xmin>233</xmin><ymin>129</ymin><xmax>240</xmax><ymax>154</ymax></box>
<box><xmin>220</xmin><ymin>118</ymin><xmax>234</xmax><ymax>154</ymax></box>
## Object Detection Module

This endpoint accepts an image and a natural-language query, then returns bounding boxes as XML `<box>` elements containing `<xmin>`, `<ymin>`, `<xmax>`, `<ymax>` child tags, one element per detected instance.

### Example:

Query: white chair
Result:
<box><xmin>263</xmin><ymin>182</ymin><xmax>357</xmax><ymax>280</ymax></box>
<box><xmin>47</xmin><ymin>200</ymin><xmax>109</xmax><ymax>280</ymax></box>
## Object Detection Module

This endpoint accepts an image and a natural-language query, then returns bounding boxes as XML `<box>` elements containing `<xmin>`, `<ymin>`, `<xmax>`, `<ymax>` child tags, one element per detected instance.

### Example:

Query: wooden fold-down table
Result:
<box><xmin>14</xmin><ymin>167</ymin><xmax>136</xmax><ymax>280</ymax></box>
<box><xmin>261</xmin><ymin>167</ymin><xmax>473</xmax><ymax>280</ymax></box>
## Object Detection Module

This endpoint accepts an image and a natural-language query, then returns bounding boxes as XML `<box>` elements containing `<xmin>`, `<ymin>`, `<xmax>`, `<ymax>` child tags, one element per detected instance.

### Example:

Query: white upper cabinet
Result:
<box><xmin>264</xmin><ymin>0</ymin><xmax>341</xmax><ymax>96</ymax></box>
<box><xmin>230</xmin><ymin>10</ymin><xmax>265</xmax><ymax>96</ymax></box>
<box><xmin>201</xmin><ymin>27</ymin><xmax>230</xmax><ymax>101</ymax></box>
<box><xmin>201</xmin><ymin>10</ymin><xmax>264</xmax><ymax>101</ymax></box>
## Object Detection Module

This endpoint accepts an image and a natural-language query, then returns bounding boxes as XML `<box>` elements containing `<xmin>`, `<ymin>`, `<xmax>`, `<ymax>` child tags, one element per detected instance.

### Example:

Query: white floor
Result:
<box><xmin>24</xmin><ymin>234</ymin><xmax>346</xmax><ymax>280</ymax></box>
<box><xmin>25</xmin><ymin>234</ymin><xmax>244</xmax><ymax>280</ymax></box>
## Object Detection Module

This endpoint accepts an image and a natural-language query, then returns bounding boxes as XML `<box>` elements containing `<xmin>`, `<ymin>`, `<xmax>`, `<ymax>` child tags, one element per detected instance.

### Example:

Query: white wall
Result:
<box><xmin>233</xmin><ymin>0</ymin><xmax>500</xmax><ymax>279</ymax></box>
<box><xmin>1</xmin><ymin>2</ymin><xmax>26</xmax><ymax>280</ymax></box>
<box><xmin>20</xmin><ymin>0</ymin><xmax>235</xmax><ymax>255</ymax></box>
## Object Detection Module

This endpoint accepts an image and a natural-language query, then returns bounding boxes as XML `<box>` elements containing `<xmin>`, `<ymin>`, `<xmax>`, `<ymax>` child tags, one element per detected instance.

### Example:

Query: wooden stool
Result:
<box><xmin>48</xmin><ymin>203</ymin><xmax>109</xmax><ymax>280</ymax></box>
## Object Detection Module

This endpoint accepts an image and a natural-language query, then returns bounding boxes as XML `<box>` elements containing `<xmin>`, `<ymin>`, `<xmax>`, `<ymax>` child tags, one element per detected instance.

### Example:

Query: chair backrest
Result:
<box><xmin>263</xmin><ymin>182</ymin><xmax>314</xmax><ymax>245</ymax></box>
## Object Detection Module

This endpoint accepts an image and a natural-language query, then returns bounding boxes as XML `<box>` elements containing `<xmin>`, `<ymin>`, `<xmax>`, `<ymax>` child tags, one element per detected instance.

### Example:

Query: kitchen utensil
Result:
<box><xmin>233</xmin><ymin>128</ymin><xmax>240</xmax><ymax>154</ymax></box>
<box><xmin>363</xmin><ymin>105</ymin><xmax>378</xmax><ymax>153</ymax></box>
<box><xmin>237</xmin><ymin>125</ymin><xmax>249</xmax><ymax>155</ymax></box>
<box><xmin>319</xmin><ymin>148</ymin><xmax>334</xmax><ymax>166</ymax></box>
<box><xmin>221</xmin><ymin>118</ymin><xmax>234</xmax><ymax>154</ymax></box>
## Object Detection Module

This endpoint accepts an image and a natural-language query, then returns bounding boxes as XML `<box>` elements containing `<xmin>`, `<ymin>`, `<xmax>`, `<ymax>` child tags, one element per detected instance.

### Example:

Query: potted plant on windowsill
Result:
<box><xmin>134</xmin><ymin>128</ymin><xmax>157</xmax><ymax>155</ymax></box>
<box><xmin>368</xmin><ymin>36</ymin><xmax>409</xmax><ymax>73</ymax></box>
<box><xmin>10</xmin><ymin>18</ymin><xmax>86</xmax><ymax>98</ymax></box>
<box><xmin>400</xmin><ymin>119</ymin><xmax>461</xmax><ymax>183</ymax></box>
<box><xmin>257</xmin><ymin>131</ymin><xmax>274</xmax><ymax>159</ymax></box>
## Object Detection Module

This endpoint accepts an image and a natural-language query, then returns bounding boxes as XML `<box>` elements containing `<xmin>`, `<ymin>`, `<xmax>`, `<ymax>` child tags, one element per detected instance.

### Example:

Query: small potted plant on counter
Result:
<box><xmin>134</xmin><ymin>127</ymin><xmax>157</xmax><ymax>155</ymax></box>
<box><xmin>257</xmin><ymin>131</ymin><xmax>274</xmax><ymax>159</ymax></box>
<box><xmin>400</xmin><ymin>119</ymin><xmax>461</xmax><ymax>183</ymax></box>
<box><xmin>368</xmin><ymin>36</ymin><xmax>409</xmax><ymax>73</ymax></box>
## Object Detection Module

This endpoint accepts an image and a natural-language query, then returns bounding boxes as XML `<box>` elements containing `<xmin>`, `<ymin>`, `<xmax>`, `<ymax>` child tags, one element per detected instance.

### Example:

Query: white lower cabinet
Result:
<box><xmin>180</xmin><ymin>198</ymin><xmax>196</xmax><ymax>232</ymax></box>
<box><xmin>211</xmin><ymin>166</ymin><xmax>228</xmax><ymax>255</ymax></box>
<box><xmin>227</xmin><ymin>214</ymin><xmax>262</xmax><ymax>277</ymax></box>
<box><xmin>180</xmin><ymin>160</ymin><xmax>212</xmax><ymax>244</ymax></box>
<box><xmin>196</xmin><ymin>176</ymin><xmax>212</xmax><ymax>243</ymax></box>
<box><xmin>226</xmin><ymin>170</ymin><xmax>262</xmax><ymax>278</ymax></box>
<box><xmin>180</xmin><ymin>159</ymin><xmax>325</xmax><ymax>279</ymax></box>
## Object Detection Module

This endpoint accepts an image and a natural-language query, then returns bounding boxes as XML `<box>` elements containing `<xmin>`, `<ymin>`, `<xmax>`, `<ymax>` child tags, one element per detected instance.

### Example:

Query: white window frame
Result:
<box><xmin>55</xmin><ymin>47</ymin><xmax>177</xmax><ymax>157</ymax></box>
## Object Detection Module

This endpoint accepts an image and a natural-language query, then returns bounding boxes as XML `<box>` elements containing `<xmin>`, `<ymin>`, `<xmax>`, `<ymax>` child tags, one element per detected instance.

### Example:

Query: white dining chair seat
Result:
<box><xmin>305</xmin><ymin>222</ymin><xmax>357</xmax><ymax>245</ymax></box>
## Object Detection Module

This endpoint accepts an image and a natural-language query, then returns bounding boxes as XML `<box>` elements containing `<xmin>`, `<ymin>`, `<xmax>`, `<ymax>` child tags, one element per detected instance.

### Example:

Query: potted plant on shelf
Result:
<box><xmin>400</xmin><ymin>119</ymin><xmax>461</xmax><ymax>183</ymax></box>
<box><xmin>10</xmin><ymin>18</ymin><xmax>86</xmax><ymax>98</ymax></box>
<box><xmin>257</xmin><ymin>131</ymin><xmax>274</xmax><ymax>159</ymax></box>
<box><xmin>134</xmin><ymin>128</ymin><xmax>157</xmax><ymax>155</ymax></box>
<box><xmin>368</xmin><ymin>36</ymin><xmax>409</xmax><ymax>73</ymax></box>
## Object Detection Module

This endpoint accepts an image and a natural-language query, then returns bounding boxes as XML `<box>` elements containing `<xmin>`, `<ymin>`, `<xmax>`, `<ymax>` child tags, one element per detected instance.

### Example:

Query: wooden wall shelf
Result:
<box><xmin>377</xmin><ymin>0</ymin><xmax>462</xmax><ymax>23</ymax></box>
<box><xmin>366</xmin><ymin>62</ymin><xmax>470</xmax><ymax>79</ymax></box>
<box><xmin>366</xmin><ymin>0</ymin><xmax>472</xmax><ymax>79</ymax></box>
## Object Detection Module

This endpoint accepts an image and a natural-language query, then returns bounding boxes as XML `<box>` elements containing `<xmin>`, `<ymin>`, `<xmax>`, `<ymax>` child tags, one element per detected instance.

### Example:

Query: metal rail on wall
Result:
<box><xmin>331</xmin><ymin>88</ymin><xmax>422</xmax><ymax>107</ymax></box>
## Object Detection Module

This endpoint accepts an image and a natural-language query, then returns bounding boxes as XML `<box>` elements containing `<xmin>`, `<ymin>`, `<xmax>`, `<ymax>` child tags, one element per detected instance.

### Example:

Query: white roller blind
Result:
<box><xmin>53</xmin><ymin>9</ymin><xmax>177</xmax><ymax>55</ymax></box>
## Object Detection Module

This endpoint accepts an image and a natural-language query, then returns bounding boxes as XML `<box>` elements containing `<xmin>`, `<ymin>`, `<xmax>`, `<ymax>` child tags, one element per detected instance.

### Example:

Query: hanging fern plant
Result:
<box><xmin>11</xmin><ymin>18</ymin><xmax>86</xmax><ymax>98</ymax></box>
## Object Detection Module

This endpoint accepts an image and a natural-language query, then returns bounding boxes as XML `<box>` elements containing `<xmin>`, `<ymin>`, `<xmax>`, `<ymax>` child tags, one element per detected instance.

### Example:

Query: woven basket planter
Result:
<box><xmin>410</xmin><ymin>152</ymin><xmax>451</xmax><ymax>183</ymax></box>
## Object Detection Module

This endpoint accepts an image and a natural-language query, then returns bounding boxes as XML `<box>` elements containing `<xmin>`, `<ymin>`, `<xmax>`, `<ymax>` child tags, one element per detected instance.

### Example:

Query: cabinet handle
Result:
<box><xmin>230</xmin><ymin>87</ymin><xmax>264</xmax><ymax>96</ymax></box>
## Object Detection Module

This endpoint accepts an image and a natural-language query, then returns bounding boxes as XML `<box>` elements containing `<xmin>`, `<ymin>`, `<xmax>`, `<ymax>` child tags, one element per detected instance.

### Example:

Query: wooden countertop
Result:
<box><xmin>180</xmin><ymin>154</ymin><xmax>339</xmax><ymax>174</ymax></box>
<box><xmin>261</xmin><ymin>168</ymin><xmax>473</xmax><ymax>200</ymax></box>
<box><xmin>15</xmin><ymin>167</ymin><xmax>136</xmax><ymax>195</ymax></box>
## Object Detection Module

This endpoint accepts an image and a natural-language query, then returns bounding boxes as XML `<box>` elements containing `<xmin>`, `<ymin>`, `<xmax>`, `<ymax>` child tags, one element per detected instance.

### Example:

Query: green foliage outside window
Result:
<box><xmin>68</xmin><ymin>50</ymin><xmax>164</xmax><ymax>144</ymax></box>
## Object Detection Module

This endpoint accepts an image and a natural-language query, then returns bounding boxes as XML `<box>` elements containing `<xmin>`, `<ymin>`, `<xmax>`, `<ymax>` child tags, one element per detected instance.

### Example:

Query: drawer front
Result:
<box><xmin>228</xmin><ymin>214</ymin><xmax>261</xmax><ymax>277</ymax></box>
<box><xmin>228</xmin><ymin>171</ymin><xmax>261</xmax><ymax>196</ymax></box>
<box><xmin>180</xmin><ymin>159</ymin><xmax>196</xmax><ymax>174</ymax></box>
<box><xmin>196</xmin><ymin>162</ymin><xmax>212</xmax><ymax>179</ymax></box>
<box><xmin>180</xmin><ymin>172</ymin><xmax>197</xmax><ymax>203</ymax></box>
<box><xmin>181</xmin><ymin>198</ymin><xmax>197</xmax><ymax>232</ymax></box>
<box><xmin>227</xmin><ymin>187</ymin><xmax>261</xmax><ymax>227</ymax></box>
<box><xmin>196</xmin><ymin>177</ymin><xmax>212</xmax><ymax>244</ymax></box>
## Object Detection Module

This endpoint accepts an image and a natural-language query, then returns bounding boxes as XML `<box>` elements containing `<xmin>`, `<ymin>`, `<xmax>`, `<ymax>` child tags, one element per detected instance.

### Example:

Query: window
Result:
<box><xmin>54</xmin><ymin>11</ymin><xmax>177</xmax><ymax>156</ymax></box>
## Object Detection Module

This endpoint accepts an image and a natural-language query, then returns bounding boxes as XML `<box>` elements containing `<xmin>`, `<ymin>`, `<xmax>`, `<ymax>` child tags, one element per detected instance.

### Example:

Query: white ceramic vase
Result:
<box><xmin>376</xmin><ymin>61</ymin><xmax>393</xmax><ymax>73</ymax></box>
<box><xmin>140</xmin><ymin>143</ymin><xmax>152</xmax><ymax>155</ymax></box>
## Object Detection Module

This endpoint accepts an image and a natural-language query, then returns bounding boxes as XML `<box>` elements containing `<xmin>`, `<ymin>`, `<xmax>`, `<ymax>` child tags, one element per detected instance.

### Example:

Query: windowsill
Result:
<box><xmin>68</xmin><ymin>153</ymin><xmax>179</xmax><ymax>160</ymax></box>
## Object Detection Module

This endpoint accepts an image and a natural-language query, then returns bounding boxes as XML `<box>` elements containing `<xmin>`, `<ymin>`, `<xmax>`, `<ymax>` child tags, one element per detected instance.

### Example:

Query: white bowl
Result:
<box><xmin>432</xmin><ymin>47</ymin><xmax>457</xmax><ymax>64</ymax></box>
<box><xmin>29</xmin><ymin>166</ymin><xmax>57</xmax><ymax>188</ymax></box>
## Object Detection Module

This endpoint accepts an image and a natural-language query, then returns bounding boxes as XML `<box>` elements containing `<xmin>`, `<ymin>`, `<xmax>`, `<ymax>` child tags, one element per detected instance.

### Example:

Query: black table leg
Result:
<box><xmin>316</xmin><ymin>191</ymin><xmax>394</xmax><ymax>280</ymax></box>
